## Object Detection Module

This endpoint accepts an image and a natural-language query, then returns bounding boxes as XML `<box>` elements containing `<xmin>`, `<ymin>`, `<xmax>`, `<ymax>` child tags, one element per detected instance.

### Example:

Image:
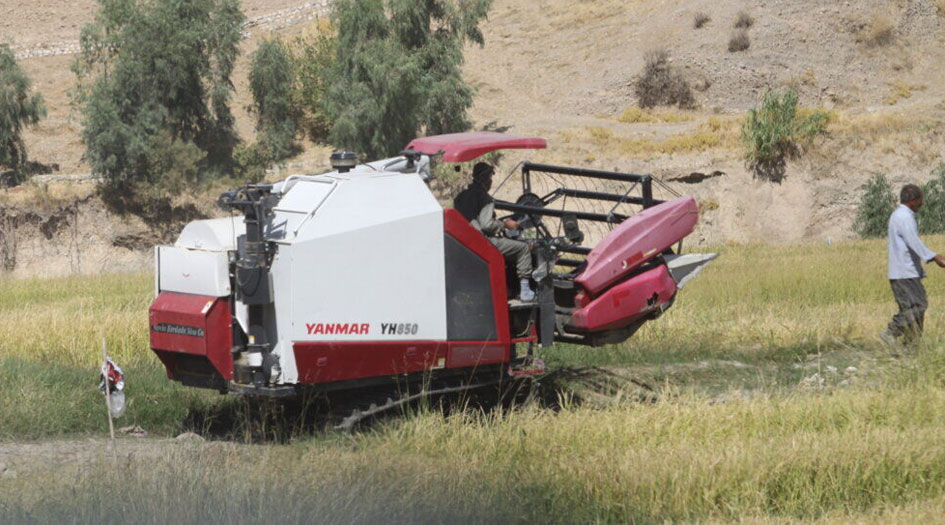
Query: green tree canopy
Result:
<box><xmin>294</xmin><ymin>23</ymin><xmax>337</xmax><ymax>143</ymax></box>
<box><xmin>248</xmin><ymin>39</ymin><xmax>301</xmax><ymax>163</ymax></box>
<box><xmin>324</xmin><ymin>0</ymin><xmax>492</xmax><ymax>160</ymax></box>
<box><xmin>74</xmin><ymin>0</ymin><xmax>244</xmax><ymax>213</ymax></box>
<box><xmin>0</xmin><ymin>45</ymin><xmax>46</xmax><ymax>186</ymax></box>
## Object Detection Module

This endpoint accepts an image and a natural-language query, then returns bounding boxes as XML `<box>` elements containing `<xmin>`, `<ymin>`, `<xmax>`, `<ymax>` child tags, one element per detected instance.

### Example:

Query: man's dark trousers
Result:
<box><xmin>889</xmin><ymin>278</ymin><xmax>928</xmax><ymax>340</ymax></box>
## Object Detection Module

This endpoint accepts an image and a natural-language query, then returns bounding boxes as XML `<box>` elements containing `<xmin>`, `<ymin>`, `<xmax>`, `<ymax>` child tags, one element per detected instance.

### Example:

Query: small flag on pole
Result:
<box><xmin>99</xmin><ymin>357</ymin><xmax>126</xmax><ymax>419</ymax></box>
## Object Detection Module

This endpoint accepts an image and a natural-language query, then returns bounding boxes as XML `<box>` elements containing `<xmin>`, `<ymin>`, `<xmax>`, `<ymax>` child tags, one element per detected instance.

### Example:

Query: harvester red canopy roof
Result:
<box><xmin>405</xmin><ymin>132</ymin><xmax>547</xmax><ymax>162</ymax></box>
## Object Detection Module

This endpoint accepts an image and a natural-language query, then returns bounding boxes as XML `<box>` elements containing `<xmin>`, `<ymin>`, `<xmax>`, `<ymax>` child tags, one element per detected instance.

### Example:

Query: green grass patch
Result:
<box><xmin>0</xmin><ymin>273</ymin><xmax>226</xmax><ymax>439</ymax></box>
<box><xmin>0</xmin><ymin>358</ymin><xmax>221</xmax><ymax>440</ymax></box>
<box><xmin>3</xmin><ymin>236</ymin><xmax>944</xmax><ymax>435</ymax></box>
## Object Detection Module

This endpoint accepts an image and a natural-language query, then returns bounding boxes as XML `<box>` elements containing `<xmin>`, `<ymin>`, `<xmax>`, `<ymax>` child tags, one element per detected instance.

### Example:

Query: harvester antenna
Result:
<box><xmin>490</xmin><ymin>160</ymin><xmax>525</xmax><ymax>195</ymax></box>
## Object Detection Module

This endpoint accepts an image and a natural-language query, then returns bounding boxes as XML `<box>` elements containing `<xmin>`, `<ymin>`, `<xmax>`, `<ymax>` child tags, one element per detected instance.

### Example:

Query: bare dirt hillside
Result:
<box><xmin>463</xmin><ymin>0</ymin><xmax>945</xmax><ymax>246</ymax></box>
<box><xmin>2</xmin><ymin>0</ymin><xmax>945</xmax><ymax>276</ymax></box>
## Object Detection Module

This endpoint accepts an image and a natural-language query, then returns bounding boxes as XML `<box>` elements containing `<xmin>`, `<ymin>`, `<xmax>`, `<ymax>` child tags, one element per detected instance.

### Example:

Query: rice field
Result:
<box><xmin>4</xmin><ymin>237</ymin><xmax>945</xmax><ymax>522</ymax></box>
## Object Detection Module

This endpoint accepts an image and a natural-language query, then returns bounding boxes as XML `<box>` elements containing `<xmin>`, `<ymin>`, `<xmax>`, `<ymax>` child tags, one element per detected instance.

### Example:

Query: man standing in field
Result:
<box><xmin>881</xmin><ymin>184</ymin><xmax>945</xmax><ymax>346</ymax></box>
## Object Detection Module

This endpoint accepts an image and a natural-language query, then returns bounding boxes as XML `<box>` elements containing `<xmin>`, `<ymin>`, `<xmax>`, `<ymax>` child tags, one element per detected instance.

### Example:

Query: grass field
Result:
<box><xmin>4</xmin><ymin>237</ymin><xmax>945</xmax><ymax>522</ymax></box>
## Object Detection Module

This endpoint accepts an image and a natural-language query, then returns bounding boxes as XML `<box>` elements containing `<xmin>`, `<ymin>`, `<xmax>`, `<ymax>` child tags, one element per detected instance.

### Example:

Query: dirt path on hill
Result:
<box><xmin>4</xmin><ymin>1</ymin><xmax>333</xmax><ymax>59</ymax></box>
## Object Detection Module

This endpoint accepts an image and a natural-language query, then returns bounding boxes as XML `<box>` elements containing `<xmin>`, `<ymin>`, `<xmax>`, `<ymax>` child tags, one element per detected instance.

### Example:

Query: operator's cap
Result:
<box><xmin>472</xmin><ymin>162</ymin><xmax>495</xmax><ymax>182</ymax></box>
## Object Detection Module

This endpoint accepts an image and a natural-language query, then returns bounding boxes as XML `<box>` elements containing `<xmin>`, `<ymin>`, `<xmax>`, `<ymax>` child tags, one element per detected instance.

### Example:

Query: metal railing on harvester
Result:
<box><xmin>493</xmin><ymin>162</ymin><xmax>679</xmax><ymax>268</ymax></box>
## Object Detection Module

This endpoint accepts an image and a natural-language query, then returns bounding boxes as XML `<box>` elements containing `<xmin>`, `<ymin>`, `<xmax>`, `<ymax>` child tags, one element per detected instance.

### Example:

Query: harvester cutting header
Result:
<box><xmin>149</xmin><ymin>132</ymin><xmax>716</xmax><ymax>401</ymax></box>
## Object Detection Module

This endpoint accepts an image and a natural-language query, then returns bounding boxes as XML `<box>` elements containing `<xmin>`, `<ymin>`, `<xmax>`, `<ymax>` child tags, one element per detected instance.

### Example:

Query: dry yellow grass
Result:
<box><xmin>0</xmin><ymin>273</ymin><xmax>152</xmax><ymax>368</ymax></box>
<box><xmin>7</xmin><ymin>370</ymin><xmax>945</xmax><ymax>522</ymax></box>
<box><xmin>561</xmin><ymin>115</ymin><xmax>741</xmax><ymax>157</ymax></box>
<box><xmin>816</xmin><ymin>109</ymin><xmax>943</xmax><ymax>163</ymax></box>
<box><xmin>556</xmin><ymin>105</ymin><xmax>934</xmax><ymax>166</ymax></box>
<box><xmin>0</xmin><ymin>180</ymin><xmax>96</xmax><ymax>210</ymax></box>
<box><xmin>826</xmin><ymin>111</ymin><xmax>909</xmax><ymax>136</ymax></box>
<box><xmin>885</xmin><ymin>83</ymin><xmax>928</xmax><ymax>105</ymax></box>
<box><xmin>6</xmin><ymin>238</ymin><xmax>945</xmax><ymax>522</ymax></box>
<box><xmin>545</xmin><ymin>0</ymin><xmax>638</xmax><ymax>29</ymax></box>
<box><xmin>617</xmin><ymin>106</ymin><xmax>694</xmax><ymax>124</ymax></box>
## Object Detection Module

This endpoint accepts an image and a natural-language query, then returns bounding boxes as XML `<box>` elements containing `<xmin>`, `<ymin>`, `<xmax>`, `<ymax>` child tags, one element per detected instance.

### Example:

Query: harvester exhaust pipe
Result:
<box><xmin>330</xmin><ymin>151</ymin><xmax>357</xmax><ymax>173</ymax></box>
<box><xmin>220</xmin><ymin>183</ymin><xmax>279</xmax><ymax>388</ymax></box>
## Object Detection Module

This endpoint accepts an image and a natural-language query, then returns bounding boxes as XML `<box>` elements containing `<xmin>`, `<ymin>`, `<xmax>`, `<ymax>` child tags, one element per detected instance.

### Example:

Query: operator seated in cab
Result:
<box><xmin>453</xmin><ymin>162</ymin><xmax>535</xmax><ymax>302</ymax></box>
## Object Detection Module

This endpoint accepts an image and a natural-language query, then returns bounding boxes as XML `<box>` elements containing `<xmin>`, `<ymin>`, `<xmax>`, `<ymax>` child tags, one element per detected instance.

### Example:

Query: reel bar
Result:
<box><xmin>556</xmin><ymin>245</ymin><xmax>592</xmax><ymax>255</ymax></box>
<box><xmin>555</xmin><ymin>259</ymin><xmax>585</xmax><ymax>268</ymax></box>
<box><xmin>554</xmin><ymin>188</ymin><xmax>663</xmax><ymax>207</ymax></box>
<box><xmin>522</xmin><ymin>162</ymin><xmax>657</xmax><ymax>209</ymax></box>
<box><xmin>494</xmin><ymin>201</ymin><xmax>628</xmax><ymax>223</ymax></box>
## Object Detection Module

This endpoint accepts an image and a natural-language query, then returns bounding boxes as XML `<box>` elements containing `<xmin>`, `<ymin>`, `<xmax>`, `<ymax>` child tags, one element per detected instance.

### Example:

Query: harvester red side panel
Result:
<box><xmin>293</xmin><ymin>342</ymin><xmax>447</xmax><ymax>383</ymax></box>
<box><xmin>576</xmin><ymin>196</ymin><xmax>698</xmax><ymax>296</ymax></box>
<box><xmin>568</xmin><ymin>265</ymin><xmax>677</xmax><ymax>332</ymax></box>
<box><xmin>292</xmin><ymin>341</ymin><xmax>509</xmax><ymax>384</ymax></box>
<box><xmin>442</xmin><ymin>209</ymin><xmax>511</xmax><ymax>345</ymax></box>
<box><xmin>149</xmin><ymin>293</ymin><xmax>233</xmax><ymax>380</ymax></box>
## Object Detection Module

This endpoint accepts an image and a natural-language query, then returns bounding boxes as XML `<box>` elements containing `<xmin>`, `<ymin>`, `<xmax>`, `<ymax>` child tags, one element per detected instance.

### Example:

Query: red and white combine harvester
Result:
<box><xmin>149</xmin><ymin>132</ymin><xmax>715</xmax><ymax>414</ymax></box>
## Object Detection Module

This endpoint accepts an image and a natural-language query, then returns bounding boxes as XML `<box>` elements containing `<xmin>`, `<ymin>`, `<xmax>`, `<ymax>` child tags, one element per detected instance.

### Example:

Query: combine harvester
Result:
<box><xmin>149</xmin><ymin>132</ymin><xmax>715</xmax><ymax>426</ymax></box>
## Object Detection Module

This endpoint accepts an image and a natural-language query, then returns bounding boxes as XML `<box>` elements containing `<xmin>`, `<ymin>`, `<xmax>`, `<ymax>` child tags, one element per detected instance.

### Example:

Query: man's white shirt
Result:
<box><xmin>888</xmin><ymin>204</ymin><xmax>936</xmax><ymax>279</ymax></box>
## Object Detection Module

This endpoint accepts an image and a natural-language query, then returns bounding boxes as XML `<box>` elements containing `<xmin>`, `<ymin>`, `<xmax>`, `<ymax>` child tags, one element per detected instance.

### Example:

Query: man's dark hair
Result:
<box><xmin>472</xmin><ymin>162</ymin><xmax>494</xmax><ymax>183</ymax></box>
<box><xmin>901</xmin><ymin>184</ymin><xmax>923</xmax><ymax>204</ymax></box>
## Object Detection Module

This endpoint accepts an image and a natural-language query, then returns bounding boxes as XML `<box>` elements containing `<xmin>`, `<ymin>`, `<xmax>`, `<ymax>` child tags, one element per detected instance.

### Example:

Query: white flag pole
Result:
<box><xmin>103</xmin><ymin>335</ymin><xmax>115</xmax><ymax>444</ymax></box>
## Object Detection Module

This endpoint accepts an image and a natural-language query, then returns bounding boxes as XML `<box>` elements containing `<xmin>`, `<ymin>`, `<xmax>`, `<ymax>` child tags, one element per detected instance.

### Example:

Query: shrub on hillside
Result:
<box><xmin>861</xmin><ymin>13</ymin><xmax>895</xmax><ymax>47</ymax></box>
<box><xmin>856</xmin><ymin>166</ymin><xmax>945</xmax><ymax>238</ymax></box>
<box><xmin>693</xmin><ymin>12</ymin><xmax>710</xmax><ymax>29</ymax></box>
<box><xmin>233</xmin><ymin>142</ymin><xmax>275</xmax><ymax>184</ymax></box>
<box><xmin>728</xmin><ymin>29</ymin><xmax>750</xmax><ymax>52</ymax></box>
<box><xmin>854</xmin><ymin>174</ymin><xmax>896</xmax><ymax>238</ymax></box>
<box><xmin>634</xmin><ymin>49</ymin><xmax>695</xmax><ymax>109</ymax></box>
<box><xmin>237</xmin><ymin>38</ymin><xmax>303</xmax><ymax>183</ymax></box>
<box><xmin>0</xmin><ymin>45</ymin><xmax>46</xmax><ymax>187</ymax></box>
<box><xmin>741</xmin><ymin>87</ymin><xmax>830</xmax><ymax>181</ymax></box>
<box><xmin>918</xmin><ymin>164</ymin><xmax>945</xmax><ymax>234</ymax></box>
<box><xmin>734</xmin><ymin>11</ymin><xmax>754</xmax><ymax>29</ymax></box>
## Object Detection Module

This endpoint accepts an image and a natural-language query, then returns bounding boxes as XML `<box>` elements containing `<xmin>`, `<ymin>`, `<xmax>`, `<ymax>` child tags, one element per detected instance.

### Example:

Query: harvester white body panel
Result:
<box><xmin>267</xmin><ymin>178</ymin><xmax>337</xmax><ymax>241</ymax></box>
<box><xmin>156</xmin><ymin>246</ymin><xmax>231</xmax><ymax>297</ymax></box>
<box><xmin>263</xmin><ymin>169</ymin><xmax>449</xmax><ymax>384</ymax></box>
<box><xmin>176</xmin><ymin>217</ymin><xmax>244</xmax><ymax>251</ymax></box>
<box><xmin>156</xmin><ymin>217</ymin><xmax>245</xmax><ymax>297</ymax></box>
<box><xmin>281</xmin><ymin>174</ymin><xmax>447</xmax><ymax>342</ymax></box>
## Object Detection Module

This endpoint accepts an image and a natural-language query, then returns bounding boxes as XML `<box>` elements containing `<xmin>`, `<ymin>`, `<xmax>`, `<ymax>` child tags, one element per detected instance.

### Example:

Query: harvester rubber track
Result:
<box><xmin>332</xmin><ymin>375</ymin><xmax>532</xmax><ymax>431</ymax></box>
